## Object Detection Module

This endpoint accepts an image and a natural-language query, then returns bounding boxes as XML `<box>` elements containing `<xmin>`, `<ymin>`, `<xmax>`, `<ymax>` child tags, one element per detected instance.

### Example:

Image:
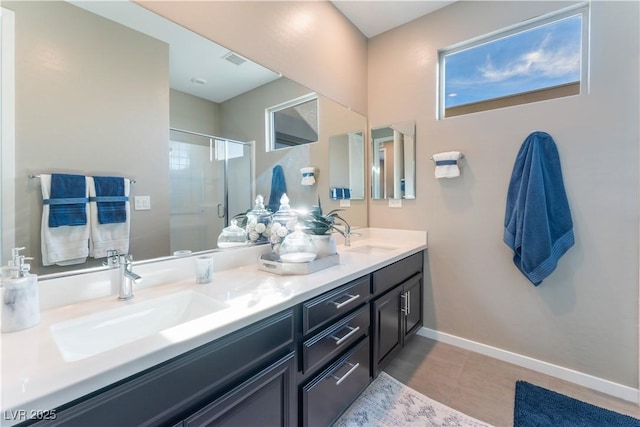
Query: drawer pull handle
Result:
<box><xmin>330</xmin><ymin>326</ymin><xmax>361</xmax><ymax>346</ymax></box>
<box><xmin>331</xmin><ymin>362</ymin><xmax>360</xmax><ymax>386</ymax></box>
<box><xmin>330</xmin><ymin>293</ymin><xmax>360</xmax><ymax>309</ymax></box>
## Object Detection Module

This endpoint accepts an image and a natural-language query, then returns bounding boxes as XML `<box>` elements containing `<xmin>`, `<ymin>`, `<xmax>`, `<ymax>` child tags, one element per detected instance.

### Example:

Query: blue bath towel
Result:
<box><xmin>46</xmin><ymin>173</ymin><xmax>88</xmax><ymax>228</ymax></box>
<box><xmin>267</xmin><ymin>165</ymin><xmax>287</xmax><ymax>212</ymax></box>
<box><xmin>92</xmin><ymin>176</ymin><xmax>127</xmax><ymax>224</ymax></box>
<box><xmin>503</xmin><ymin>132</ymin><xmax>574</xmax><ymax>286</ymax></box>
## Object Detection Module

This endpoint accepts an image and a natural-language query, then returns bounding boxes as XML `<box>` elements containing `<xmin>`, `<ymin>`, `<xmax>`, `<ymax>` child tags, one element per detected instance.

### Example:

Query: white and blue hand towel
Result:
<box><xmin>433</xmin><ymin>151</ymin><xmax>462</xmax><ymax>178</ymax></box>
<box><xmin>92</xmin><ymin>176</ymin><xmax>128</xmax><ymax>224</ymax></box>
<box><xmin>40</xmin><ymin>174</ymin><xmax>90</xmax><ymax>266</ymax></box>
<box><xmin>300</xmin><ymin>167</ymin><xmax>316</xmax><ymax>186</ymax></box>
<box><xmin>88</xmin><ymin>176</ymin><xmax>131</xmax><ymax>259</ymax></box>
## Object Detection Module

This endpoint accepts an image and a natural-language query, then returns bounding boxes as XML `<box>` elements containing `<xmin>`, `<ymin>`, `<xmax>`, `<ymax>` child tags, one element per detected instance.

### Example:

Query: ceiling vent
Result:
<box><xmin>222</xmin><ymin>52</ymin><xmax>247</xmax><ymax>66</ymax></box>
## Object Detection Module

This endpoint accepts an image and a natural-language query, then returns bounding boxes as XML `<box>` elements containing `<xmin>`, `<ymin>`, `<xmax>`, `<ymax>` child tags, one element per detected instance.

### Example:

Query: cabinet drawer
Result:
<box><xmin>302</xmin><ymin>306</ymin><xmax>369</xmax><ymax>374</ymax></box>
<box><xmin>372</xmin><ymin>251</ymin><xmax>423</xmax><ymax>295</ymax></box>
<box><xmin>302</xmin><ymin>337</ymin><xmax>370</xmax><ymax>427</ymax></box>
<box><xmin>302</xmin><ymin>276</ymin><xmax>370</xmax><ymax>335</ymax></box>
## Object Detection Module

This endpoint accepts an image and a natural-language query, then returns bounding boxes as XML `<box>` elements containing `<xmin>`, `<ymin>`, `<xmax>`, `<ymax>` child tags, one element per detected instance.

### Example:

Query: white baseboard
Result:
<box><xmin>417</xmin><ymin>327</ymin><xmax>639</xmax><ymax>404</ymax></box>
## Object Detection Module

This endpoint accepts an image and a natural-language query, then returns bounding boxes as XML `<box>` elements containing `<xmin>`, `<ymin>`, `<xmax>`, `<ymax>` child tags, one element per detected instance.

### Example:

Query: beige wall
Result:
<box><xmin>137</xmin><ymin>1</ymin><xmax>368</xmax><ymax>115</ymax></box>
<box><xmin>8</xmin><ymin>1</ymin><xmax>170</xmax><ymax>273</ymax></box>
<box><xmin>368</xmin><ymin>1</ymin><xmax>639</xmax><ymax>388</ymax></box>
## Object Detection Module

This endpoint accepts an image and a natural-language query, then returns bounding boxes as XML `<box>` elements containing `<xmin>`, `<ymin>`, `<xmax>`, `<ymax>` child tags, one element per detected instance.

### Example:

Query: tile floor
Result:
<box><xmin>384</xmin><ymin>335</ymin><xmax>640</xmax><ymax>426</ymax></box>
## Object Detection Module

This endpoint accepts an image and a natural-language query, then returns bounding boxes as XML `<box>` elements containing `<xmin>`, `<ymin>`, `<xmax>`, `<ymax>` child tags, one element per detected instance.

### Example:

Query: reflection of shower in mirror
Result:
<box><xmin>169</xmin><ymin>129</ymin><xmax>253</xmax><ymax>255</ymax></box>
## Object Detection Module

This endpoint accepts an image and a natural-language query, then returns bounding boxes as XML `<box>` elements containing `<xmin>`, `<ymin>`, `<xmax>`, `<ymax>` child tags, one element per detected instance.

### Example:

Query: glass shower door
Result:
<box><xmin>169</xmin><ymin>129</ymin><xmax>253</xmax><ymax>254</ymax></box>
<box><xmin>169</xmin><ymin>130</ymin><xmax>225</xmax><ymax>254</ymax></box>
<box><xmin>225</xmin><ymin>140</ymin><xmax>253</xmax><ymax>220</ymax></box>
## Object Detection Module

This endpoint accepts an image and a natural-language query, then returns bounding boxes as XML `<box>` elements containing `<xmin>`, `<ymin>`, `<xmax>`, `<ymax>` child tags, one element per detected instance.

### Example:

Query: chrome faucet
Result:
<box><xmin>104</xmin><ymin>250</ymin><xmax>142</xmax><ymax>300</ymax></box>
<box><xmin>333</xmin><ymin>216</ymin><xmax>361</xmax><ymax>246</ymax></box>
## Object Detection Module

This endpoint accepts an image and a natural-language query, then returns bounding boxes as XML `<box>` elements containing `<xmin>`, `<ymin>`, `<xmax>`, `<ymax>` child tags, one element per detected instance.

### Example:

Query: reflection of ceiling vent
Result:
<box><xmin>222</xmin><ymin>52</ymin><xmax>247</xmax><ymax>66</ymax></box>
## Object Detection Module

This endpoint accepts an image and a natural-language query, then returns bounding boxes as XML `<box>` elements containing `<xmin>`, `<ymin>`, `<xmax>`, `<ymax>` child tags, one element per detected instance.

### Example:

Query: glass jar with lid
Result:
<box><xmin>245</xmin><ymin>195</ymin><xmax>272</xmax><ymax>244</ymax></box>
<box><xmin>270</xmin><ymin>194</ymin><xmax>298</xmax><ymax>253</ymax></box>
<box><xmin>280</xmin><ymin>226</ymin><xmax>317</xmax><ymax>263</ymax></box>
<box><xmin>217</xmin><ymin>219</ymin><xmax>248</xmax><ymax>248</ymax></box>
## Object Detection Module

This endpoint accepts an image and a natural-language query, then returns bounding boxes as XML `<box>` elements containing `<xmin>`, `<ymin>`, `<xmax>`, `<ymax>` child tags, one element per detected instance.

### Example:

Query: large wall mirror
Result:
<box><xmin>371</xmin><ymin>121</ymin><xmax>416</xmax><ymax>200</ymax></box>
<box><xmin>2</xmin><ymin>0</ymin><xmax>367</xmax><ymax>276</ymax></box>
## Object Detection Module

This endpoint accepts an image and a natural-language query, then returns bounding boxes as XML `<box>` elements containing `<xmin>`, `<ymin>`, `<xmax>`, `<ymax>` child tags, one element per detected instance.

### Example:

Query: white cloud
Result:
<box><xmin>478</xmin><ymin>34</ymin><xmax>580</xmax><ymax>83</ymax></box>
<box><xmin>448</xmin><ymin>32</ymin><xmax>581</xmax><ymax>88</ymax></box>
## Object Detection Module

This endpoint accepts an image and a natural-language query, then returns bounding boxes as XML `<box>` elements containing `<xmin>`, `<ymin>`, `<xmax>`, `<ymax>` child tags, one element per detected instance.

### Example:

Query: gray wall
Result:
<box><xmin>368</xmin><ymin>1</ymin><xmax>639</xmax><ymax>388</ymax></box>
<box><xmin>8</xmin><ymin>1</ymin><xmax>170</xmax><ymax>272</ymax></box>
<box><xmin>329</xmin><ymin>134</ymin><xmax>350</xmax><ymax>189</ymax></box>
<box><xmin>170</xmin><ymin>89</ymin><xmax>221</xmax><ymax>135</ymax></box>
<box><xmin>220</xmin><ymin>78</ymin><xmax>368</xmax><ymax>227</ymax></box>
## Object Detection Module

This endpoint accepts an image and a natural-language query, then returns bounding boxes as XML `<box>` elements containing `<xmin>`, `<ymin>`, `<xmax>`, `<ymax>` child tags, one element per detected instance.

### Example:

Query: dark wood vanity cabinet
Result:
<box><xmin>371</xmin><ymin>252</ymin><xmax>424</xmax><ymax>376</ymax></box>
<box><xmin>298</xmin><ymin>276</ymin><xmax>372</xmax><ymax>426</ymax></box>
<box><xmin>27</xmin><ymin>309</ymin><xmax>296</xmax><ymax>427</ymax></box>
<box><xmin>298</xmin><ymin>251</ymin><xmax>424</xmax><ymax>425</ymax></box>
<box><xmin>24</xmin><ymin>251</ymin><xmax>424</xmax><ymax>427</ymax></box>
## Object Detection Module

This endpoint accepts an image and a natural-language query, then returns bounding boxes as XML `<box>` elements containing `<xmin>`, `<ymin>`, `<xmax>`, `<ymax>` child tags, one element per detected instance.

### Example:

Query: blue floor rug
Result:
<box><xmin>514</xmin><ymin>381</ymin><xmax>640</xmax><ymax>426</ymax></box>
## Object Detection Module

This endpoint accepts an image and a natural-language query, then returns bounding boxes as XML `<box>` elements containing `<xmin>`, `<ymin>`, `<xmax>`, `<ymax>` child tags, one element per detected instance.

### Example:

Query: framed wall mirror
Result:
<box><xmin>2</xmin><ymin>0</ymin><xmax>368</xmax><ymax>276</ymax></box>
<box><xmin>371</xmin><ymin>121</ymin><xmax>416</xmax><ymax>200</ymax></box>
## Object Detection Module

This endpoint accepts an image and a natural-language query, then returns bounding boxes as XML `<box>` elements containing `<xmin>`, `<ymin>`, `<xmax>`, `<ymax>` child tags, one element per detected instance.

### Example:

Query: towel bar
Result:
<box><xmin>430</xmin><ymin>153</ymin><xmax>464</xmax><ymax>161</ymax></box>
<box><xmin>29</xmin><ymin>174</ymin><xmax>136</xmax><ymax>184</ymax></box>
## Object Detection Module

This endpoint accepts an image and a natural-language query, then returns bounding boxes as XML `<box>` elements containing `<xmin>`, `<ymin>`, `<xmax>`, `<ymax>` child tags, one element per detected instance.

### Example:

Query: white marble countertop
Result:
<box><xmin>0</xmin><ymin>228</ymin><xmax>426</xmax><ymax>425</ymax></box>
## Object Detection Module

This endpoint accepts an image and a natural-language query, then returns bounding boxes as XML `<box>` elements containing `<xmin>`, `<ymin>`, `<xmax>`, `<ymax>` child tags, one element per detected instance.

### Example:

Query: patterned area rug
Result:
<box><xmin>334</xmin><ymin>372</ymin><xmax>492</xmax><ymax>427</ymax></box>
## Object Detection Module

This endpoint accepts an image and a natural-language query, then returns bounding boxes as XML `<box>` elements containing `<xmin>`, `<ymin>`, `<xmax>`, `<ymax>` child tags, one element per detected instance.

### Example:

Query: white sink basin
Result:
<box><xmin>346</xmin><ymin>244</ymin><xmax>398</xmax><ymax>254</ymax></box>
<box><xmin>50</xmin><ymin>290</ymin><xmax>228</xmax><ymax>361</ymax></box>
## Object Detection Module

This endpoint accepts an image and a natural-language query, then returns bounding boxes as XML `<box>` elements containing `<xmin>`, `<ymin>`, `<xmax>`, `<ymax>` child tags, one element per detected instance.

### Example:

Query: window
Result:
<box><xmin>266</xmin><ymin>93</ymin><xmax>319</xmax><ymax>151</ymax></box>
<box><xmin>169</xmin><ymin>141</ymin><xmax>190</xmax><ymax>171</ymax></box>
<box><xmin>438</xmin><ymin>4</ymin><xmax>588</xmax><ymax>118</ymax></box>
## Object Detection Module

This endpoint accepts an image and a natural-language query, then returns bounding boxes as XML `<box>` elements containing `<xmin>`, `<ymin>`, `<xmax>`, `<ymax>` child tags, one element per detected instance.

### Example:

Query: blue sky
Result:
<box><xmin>444</xmin><ymin>15</ymin><xmax>582</xmax><ymax>108</ymax></box>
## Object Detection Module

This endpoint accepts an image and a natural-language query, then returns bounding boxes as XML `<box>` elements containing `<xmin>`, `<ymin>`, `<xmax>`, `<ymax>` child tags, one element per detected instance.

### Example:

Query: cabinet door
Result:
<box><xmin>403</xmin><ymin>273</ymin><xmax>423</xmax><ymax>340</ymax></box>
<box><xmin>372</xmin><ymin>286</ymin><xmax>403</xmax><ymax>374</ymax></box>
<box><xmin>184</xmin><ymin>352</ymin><xmax>296</xmax><ymax>427</ymax></box>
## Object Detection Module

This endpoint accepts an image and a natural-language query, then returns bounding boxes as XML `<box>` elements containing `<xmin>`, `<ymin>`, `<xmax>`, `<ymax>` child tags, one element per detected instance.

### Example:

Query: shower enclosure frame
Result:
<box><xmin>169</xmin><ymin>127</ymin><xmax>254</xmax><ymax>252</ymax></box>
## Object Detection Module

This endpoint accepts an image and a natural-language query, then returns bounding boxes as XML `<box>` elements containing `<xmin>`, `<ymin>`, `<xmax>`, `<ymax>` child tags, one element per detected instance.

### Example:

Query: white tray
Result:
<box><xmin>258</xmin><ymin>253</ymin><xmax>340</xmax><ymax>275</ymax></box>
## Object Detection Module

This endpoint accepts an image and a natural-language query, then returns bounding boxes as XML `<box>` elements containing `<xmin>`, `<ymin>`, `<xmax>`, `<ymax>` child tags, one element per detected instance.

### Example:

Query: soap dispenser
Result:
<box><xmin>1</xmin><ymin>247</ymin><xmax>40</xmax><ymax>333</ymax></box>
